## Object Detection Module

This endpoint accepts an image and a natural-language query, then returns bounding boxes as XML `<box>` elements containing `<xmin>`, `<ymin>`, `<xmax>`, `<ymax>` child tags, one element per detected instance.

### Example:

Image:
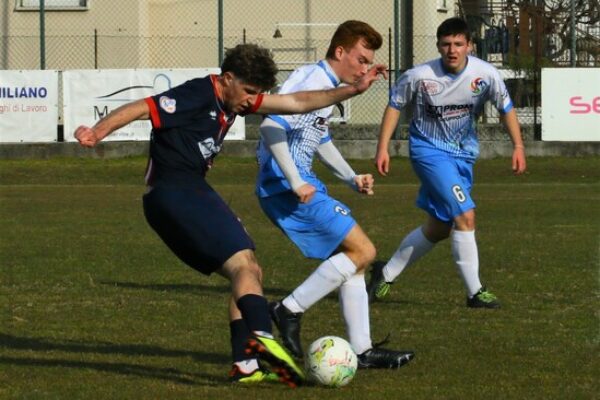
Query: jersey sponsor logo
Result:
<box><xmin>209</xmin><ymin>110</ymin><xmax>217</xmax><ymax>120</ymax></box>
<box><xmin>313</xmin><ymin>116</ymin><xmax>329</xmax><ymax>131</ymax></box>
<box><xmin>426</xmin><ymin>103</ymin><xmax>474</xmax><ymax>120</ymax></box>
<box><xmin>470</xmin><ymin>78</ymin><xmax>488</xmax><ymax>96</ymax></box>
<box><xmin>198</xmin><ymin>137</ymin><xmax>221</xmax><ymax>161</ymax></box>
<box><xmin>419</xmin><ymin>79</ymin><xmax>444</xmax><ymax>96</ymax></box>
<box><xmin>159</xmin><ymin>96</ymin><xmax>176</xmax><ymax>113</ymax></box>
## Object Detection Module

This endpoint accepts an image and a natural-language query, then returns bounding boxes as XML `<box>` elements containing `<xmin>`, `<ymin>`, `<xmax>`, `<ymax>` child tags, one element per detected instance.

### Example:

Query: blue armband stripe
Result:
<box><xmin>265</xmin><ymin>115</ymin><xmax>292</xmax><ymax>132</ymax></box>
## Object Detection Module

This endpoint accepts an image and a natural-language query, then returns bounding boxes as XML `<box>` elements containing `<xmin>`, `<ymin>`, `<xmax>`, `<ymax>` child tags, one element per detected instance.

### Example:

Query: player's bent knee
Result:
<box><xmin>363</xmin><ymin>241</ymin><xmax>377</xmax><ymax>265</ymax></box>
<box><xmin>222</xmin><ymin>249</ymin><xmax>263</xmax><ymax>282</ymax></box>
<box><xmin>241</xmin><ymin>259</ymin><xmax>263</xmax><ymax>283</ymax></box>
<box><xmin>454</xmin><ymin>210</ymin><xmax>476</xmax><ymax>231</ymax></box>
<box><xmin>353</xmin><ymin>242</ymin><xmax>376</xmax><ymax>272</ymax></box>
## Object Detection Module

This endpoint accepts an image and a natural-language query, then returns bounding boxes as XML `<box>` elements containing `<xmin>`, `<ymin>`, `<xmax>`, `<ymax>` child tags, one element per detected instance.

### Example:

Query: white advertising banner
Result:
<box><xmin>542</xmin><ymin>68</ymin><xmax>600</xmax><ymax>141</ymax></box>
<box><xmin>63</xmin><ymin>68</ymin><xmax>246</xmax><ymax>142</ymax></box>
<box><xmin>0</xmin><ymin>70</ymin><xmax>59</xmax><ymax>143</ymax></box>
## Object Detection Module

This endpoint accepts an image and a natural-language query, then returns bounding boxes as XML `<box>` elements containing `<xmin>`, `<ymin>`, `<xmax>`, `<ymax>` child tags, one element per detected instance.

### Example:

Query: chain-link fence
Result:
<box><xmin>219</xmin><ymin>1</ymin><xmax>397</xmax><ymax>127</ymax></box>
<box><xmin>460</xmin><ymin>0</ymin><xmax>599</xmax><ymax>132</ymax></box>
<box><xmin>2</xmin><ymin>0</ymin><xmax>598</xmax><ymax>135</ymax></box>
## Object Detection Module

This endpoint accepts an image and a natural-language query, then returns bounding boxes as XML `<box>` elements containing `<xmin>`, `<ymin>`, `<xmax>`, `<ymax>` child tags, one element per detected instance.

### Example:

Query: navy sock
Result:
<box><xmin>230</xmin><ymin>319</ymin><xmax>252</xmax><ymax>362</ymax></box>
<box><xmin>236</xmin><ymin>294</ymin><xmax>272</xmax><ymax>334</ymax></box>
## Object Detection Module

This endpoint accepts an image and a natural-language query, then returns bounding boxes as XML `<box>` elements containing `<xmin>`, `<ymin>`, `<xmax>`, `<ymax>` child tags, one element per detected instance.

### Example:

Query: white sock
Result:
<box><xmin>339</xmin><ymin>273</ymin><xmax>372</xmax><ymax>354</ymax></box>
<box><xmin>383</xmin><ymin>227</ymin><xmax>435</xmax><ymax>282</ymax></box>
<box><xmin>283</xmin><ymin>252</ymin><xmax>357</xmax><ymax>313</ymax></box>
<box><xmin>451</xmin><ymin>230</ymin><xmax>482</xmax><ymax>297</ymax></box>
<box><xmin>234</xmin><ymin>359</ymin><xmax>259</xmax><ymax>373</ymax></box>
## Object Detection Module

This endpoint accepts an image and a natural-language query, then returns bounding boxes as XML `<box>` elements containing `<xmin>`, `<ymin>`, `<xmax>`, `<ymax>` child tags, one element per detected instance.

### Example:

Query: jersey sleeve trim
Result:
<box><xmin>388</xmin><ymin>101</ymin><xmax>403</xmax><ymax>111</ymax></box>
<box><xmin>320</xmin><ymin>134</ymin><xmax>332</xmax><ymax>144</ymax></box>
<box><xmin>265</xmin><ymin>115</ymin><xmax>292</xmax><ymax>132</ymax></box>
<box><xmin>245</xmin><ymin>93</ymin><xmax>264</xmax><ymax>115</ymax></box>
<box><xmin>501</xmin><ymin>101</ymin><xmax>514</xmax><ymax>114</ymax></box>
<box><xmin>145</xmin><ymin>97</ymin><xmax>161</xmax><ymax>129</ymax></box>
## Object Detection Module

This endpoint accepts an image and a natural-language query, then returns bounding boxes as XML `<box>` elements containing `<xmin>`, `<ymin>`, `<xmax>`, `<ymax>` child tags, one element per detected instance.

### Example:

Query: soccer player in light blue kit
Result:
<box><xmin>368</xmin><ymin>17</ymin><xmax>527</xmax><ymax>307</ymax></box>
<box><xmin>257</xmin><ymin>20</ymin><xmax>414</xmax><ymax>369</ymax></box>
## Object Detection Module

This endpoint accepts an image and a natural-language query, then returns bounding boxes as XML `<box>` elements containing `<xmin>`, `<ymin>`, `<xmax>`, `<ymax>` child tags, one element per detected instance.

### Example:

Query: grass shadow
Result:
<box><xmin>100</xmin><ymin>280</ymin><xmax>290</xmax><ymax>298</ymax></box>
<box><xmin>0</xmin><ymin>333</ymin><xmax>229</xmax><ymax>366</ymax></box>
<box><xmin>0</xmin><ymin>333</ymin><xmax>231</xmax><ymax>385</ymax></box>
<box><xmin>0</xmin><ymin>355</ymin><xmax>221</xmax><ymax>386</ymax></box>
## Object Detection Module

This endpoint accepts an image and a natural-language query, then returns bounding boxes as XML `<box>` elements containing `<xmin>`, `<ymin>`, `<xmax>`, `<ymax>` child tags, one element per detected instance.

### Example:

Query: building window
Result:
<box><xmin>16</xmin><ymin>0</ymin><xmax>89</xmax><ymax>11</ymax></box>
<box><xmin>437</xmin><ymin>0</ymin><xmax>448</xmax><ymax>12</ymax></box>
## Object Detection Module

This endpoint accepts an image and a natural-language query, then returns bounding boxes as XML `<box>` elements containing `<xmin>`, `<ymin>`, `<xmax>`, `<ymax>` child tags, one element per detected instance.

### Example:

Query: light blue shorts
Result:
<box><xmin>258</xmin><ymin>190</ymin><xmax>356</xmax><ymax>260</ymax></box>
<box><xmin>411</xmin><ymin>150</ymin><xmax>476</xmax><ymax>223</ymax></box>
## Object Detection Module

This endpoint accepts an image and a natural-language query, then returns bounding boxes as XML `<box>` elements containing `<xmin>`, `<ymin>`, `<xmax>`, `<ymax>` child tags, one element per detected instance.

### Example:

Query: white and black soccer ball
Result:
<box><xmin>305</xmin><ymin>336</ymin><xmax>357</xmax><ymax>387</ymax></box>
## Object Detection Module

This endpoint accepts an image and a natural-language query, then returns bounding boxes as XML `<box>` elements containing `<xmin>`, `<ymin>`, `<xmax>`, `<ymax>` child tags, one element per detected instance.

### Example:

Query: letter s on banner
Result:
<box><xmin>569</xmin><ymin>96</ymin><xmax>600</xmax><ymax>114</ymax></box>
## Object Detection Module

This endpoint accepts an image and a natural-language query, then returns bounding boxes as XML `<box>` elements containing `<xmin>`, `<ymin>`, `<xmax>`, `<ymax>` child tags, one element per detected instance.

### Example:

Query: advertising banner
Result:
<box><xmin>0</xmin><ymin>70</ymin><xmax>59</xmax><ymax>142</ymax></box>
<box><xmin>63</xmin><ymin>69</ymin><xmax>246</xmax><ymax>142</ymax></box>
<box><xmin>542</xmin><ymin>68</ymin><xmax>600</xmax><ymax>141</ymax></box>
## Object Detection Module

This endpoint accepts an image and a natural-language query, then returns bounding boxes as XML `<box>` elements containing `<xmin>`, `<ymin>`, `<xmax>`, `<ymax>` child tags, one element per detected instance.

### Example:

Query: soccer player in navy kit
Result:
<box><xmin>368</xmin><ymin>18</ymin><xmax>527</xmax><ymax>308</ymax></box>
<box><xmin>74</xmin><ymin>44</ymin><xmax>387</xmax><ymax>387</ymax></box>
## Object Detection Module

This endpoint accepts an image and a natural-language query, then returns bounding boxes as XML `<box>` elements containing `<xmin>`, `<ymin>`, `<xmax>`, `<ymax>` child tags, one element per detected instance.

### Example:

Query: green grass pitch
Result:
<box><xmin>1</xmin><ymin>156</ymin><xmax>598</xmax><ymax>399</ymax></box>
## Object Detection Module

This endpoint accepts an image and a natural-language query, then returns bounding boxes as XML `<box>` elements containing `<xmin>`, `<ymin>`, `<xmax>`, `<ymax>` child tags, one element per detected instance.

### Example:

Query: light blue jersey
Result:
<box><xmin>390</xmin><ymin>55</ymin><xmax>513</xmax><ymax>160</ymax></box>
<box><xmin>256</xmin><ymin>60</ymin><xmax>356</xmax><ymax>260</ymax></box>
<box><xmin>256</xmin><ymin>60</ymin><xmax>339</xmax><ymax>198</ymax></box>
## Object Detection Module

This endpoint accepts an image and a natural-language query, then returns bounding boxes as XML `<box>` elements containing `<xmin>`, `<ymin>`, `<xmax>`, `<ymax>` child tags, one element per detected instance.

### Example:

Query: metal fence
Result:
<box><xmin>1</xmin><ymin>0</ymin><xmax>598</xmax><ymax>132</ymax></box>
<box><xmin>461</xmin><ymin>0</ymin><xmax>599</xmax><ymax>135</ymax></box>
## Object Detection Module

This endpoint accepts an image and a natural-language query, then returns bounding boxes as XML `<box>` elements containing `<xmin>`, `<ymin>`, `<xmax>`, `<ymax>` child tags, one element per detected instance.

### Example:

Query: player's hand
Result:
<box><xmin>353</xmin><ymin>64</ymin><xmax>388</xmax><ymax>94</ymax></box>
<box><xmin>354</xmin><ymin>174</ymin><xmax>374</xmax><ymax>195</ymax></box>
<box><xmin>294</xmin><ymin>183</ymin><xmax>317</xmax><ymax>203</ymax></box>
<box><xmin>74</xmin><ymin>125</ymin><xmax>100</xmax><ymax>148</ymax></box>
<box><xmin>374</xmin><ymin>148</ymin><xmax>390</xmax><ymax>176</ymax></box>
<box><xmin>512</xmin><ymin>146</ymin><xmax>526</xmax><ymax>175</ymax></box>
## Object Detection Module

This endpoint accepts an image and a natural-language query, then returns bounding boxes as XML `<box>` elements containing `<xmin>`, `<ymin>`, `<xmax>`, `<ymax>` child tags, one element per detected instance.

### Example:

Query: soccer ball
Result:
<box><xmin>305</xmin><ymin>336</ymin><xmax>357</xmax><ymax>387</ymax></box>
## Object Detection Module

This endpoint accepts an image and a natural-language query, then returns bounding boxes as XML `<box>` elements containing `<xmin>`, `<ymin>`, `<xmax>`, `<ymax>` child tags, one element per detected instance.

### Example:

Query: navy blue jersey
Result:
<box><xmin>144</xmin><ymin>75</ymin><xmax>263</xmax><ymax>186</ymax></box>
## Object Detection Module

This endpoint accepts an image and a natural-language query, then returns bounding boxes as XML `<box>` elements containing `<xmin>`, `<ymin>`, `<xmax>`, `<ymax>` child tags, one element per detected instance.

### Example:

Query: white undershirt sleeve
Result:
<box><xmin>260</xmin><ymin>118</ymin><xmax>307</xmax><ymax>191</ymax></box>
<box><xmin>316</xmin><ymin>139</ymin><xmax>357</xmax><ymax>189</ymax></box>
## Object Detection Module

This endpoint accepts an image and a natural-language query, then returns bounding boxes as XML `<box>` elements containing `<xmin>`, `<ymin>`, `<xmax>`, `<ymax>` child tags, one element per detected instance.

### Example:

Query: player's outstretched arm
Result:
<box><xmin>257</xmin><ymin>64</ymin><xmax>388</xmax><ymax>115</ymax></box>
<box><xmin>317</xmin><ymin>140</ymin><xmax>357</xmax><ymax>187</ymax></box>
<box><xmin>316</xmin><ymin>141</ymin><xmax>373</xmax><ymax>195</ymax></box>
<box><xmin>500</xmin><ymin>109</ymin><xmax>526</xmax><ymax>175</ymax></box>
<box><xmin>74</xmin><ymin>99</ymin><xmax>150</xmax><ymax>148</ymax></box>
<box><xmin>374</xmin><ymin>106</ymin><xmax>401</xmax><ymax>176</ymax></box>
<box><xmin>260</xmin><ymin>118</ymin><xmax>316</xmax><ymax>203</ymax></box>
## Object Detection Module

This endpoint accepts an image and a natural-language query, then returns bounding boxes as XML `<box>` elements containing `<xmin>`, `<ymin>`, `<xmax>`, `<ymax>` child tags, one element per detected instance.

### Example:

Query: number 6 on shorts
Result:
<box><xmin>452</xmin><ymin>185</ymin><xmax>466</xmax><ymax>203</ymax></box>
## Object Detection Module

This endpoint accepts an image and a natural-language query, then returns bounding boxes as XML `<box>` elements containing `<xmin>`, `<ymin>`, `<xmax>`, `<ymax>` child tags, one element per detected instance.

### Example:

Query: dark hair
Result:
<box><xmin>220</xmin><ymin>44</ymin><xmax>278</xmax><ymax>90</ymax></box>
<box><xmin>436</xmin><ymin>17</ymin><xmax>471</xmax><ymax>43</ymax></box>
<box><xmin>325</xmin><ymin>20</ymin><xmax>382</xmax><ymax>59</ymax></box>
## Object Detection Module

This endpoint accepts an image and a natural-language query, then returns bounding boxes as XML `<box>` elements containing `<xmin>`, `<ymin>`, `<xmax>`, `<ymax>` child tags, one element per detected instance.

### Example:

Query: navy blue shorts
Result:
<box><xmin>143</xmin><ymin>182</ymin><xmax>255</xmax><ymax>275</ymax></box>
